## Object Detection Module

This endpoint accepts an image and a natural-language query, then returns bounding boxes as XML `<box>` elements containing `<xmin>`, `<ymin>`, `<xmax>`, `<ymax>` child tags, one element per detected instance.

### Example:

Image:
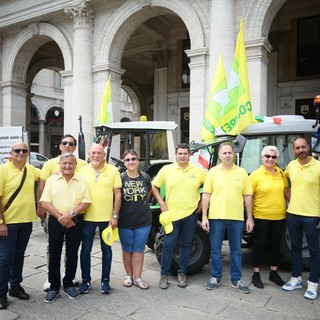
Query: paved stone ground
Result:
<box><xmin>2</xmin><ymin>221</ymin><xmax>320</xmax><ymax>320</ymax></box>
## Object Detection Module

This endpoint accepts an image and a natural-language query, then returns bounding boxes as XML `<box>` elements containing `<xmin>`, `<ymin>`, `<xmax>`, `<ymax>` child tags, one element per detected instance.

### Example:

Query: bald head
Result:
<box><xmin>11</xmin><ymin>141</ymin><xmax>28</xmax><ymax>151</ymax></box>
<box><xmin>89</xmin><ymin>144</ymin><xmax>106</xmax><ymax>169</ymax></box>
<box><xmin>10</xmin><ymin>141</ymin><xmax>29</xmax><ymax>166</ymax></box>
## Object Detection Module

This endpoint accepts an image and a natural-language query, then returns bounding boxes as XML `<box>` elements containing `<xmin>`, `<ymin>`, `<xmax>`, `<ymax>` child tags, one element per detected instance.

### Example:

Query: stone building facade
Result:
<box><xmin>0</xmin><ymin>0</ymin><xmax>319</xmax><ymax>157</ymax></box>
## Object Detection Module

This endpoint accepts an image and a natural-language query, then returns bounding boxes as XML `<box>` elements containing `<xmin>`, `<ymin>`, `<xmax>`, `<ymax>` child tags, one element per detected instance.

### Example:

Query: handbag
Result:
<box><xmin>3</xmin><ymin>167</ymin><xmax>27</xmax><ymax>212</ymax></box>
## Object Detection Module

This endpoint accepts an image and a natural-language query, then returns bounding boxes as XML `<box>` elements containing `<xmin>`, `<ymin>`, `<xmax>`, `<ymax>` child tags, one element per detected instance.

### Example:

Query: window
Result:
<box><xmin>297</xmin><ymin>16</ymin><xmax>320</xmax><ymax>76</ymax></box>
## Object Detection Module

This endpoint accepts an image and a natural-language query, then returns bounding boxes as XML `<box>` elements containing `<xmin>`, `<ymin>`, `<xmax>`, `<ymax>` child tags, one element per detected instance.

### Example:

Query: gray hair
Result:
<box><xmin>261</xmin><ymin>146</ymin><xmax>279</xmax><ymax>158</ymax></box>
<box><xmin>59</xmin><ymin>152</ymin><xmax>77</xmax><ymax>163</ymax></box>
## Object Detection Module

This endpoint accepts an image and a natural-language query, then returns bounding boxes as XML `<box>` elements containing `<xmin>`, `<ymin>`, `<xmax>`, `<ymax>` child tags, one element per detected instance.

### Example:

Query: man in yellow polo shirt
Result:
<box><xmin>201</xmin><ymin>143</ymin><xmax>254</xmax><ymax>294</ymax></box>
<box><xmin>282</xmin><ymin>137</ymin><xmax>320</xmax><ymax>300</ymax></box>
<box><xmin>40</xmin><ymin>153</ymin><xmax>91</xmax><ymax>303</ymax></box>
<box><xmin>37</xmin><ymin>134</ymin><xmax>87</xmax><ymax>291</ymax></box>
<box><xmin>0</xmin><ymin>142</ymin><xmax>40</xmax><ymax>309</ymax></box>
<box><xmin>152</xmin><ymin>143</ymin><xmax>206</xmax><ymax>289</ymax></box>
<box><xmin>79</xmin><ymin>144</ymin><xmax>121</xmax><ymax>295</ymax></box>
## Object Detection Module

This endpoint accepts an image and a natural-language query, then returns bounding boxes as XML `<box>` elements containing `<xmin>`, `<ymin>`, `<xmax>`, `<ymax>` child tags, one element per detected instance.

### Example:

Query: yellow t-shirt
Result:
<box><xmin>285</xmin><ymin>157</ymin><xmax>320</xmax><ymax>217</ymax></box>
<box><xmin>40</xmin><ymin>173</ymin><xmax>91</xmax><ymax>212</ymax></box>
<box><xmin>152</xmin><ymin>162</ymin><xmax>206</xmax><ymax>221</ymax></box>
<box><xmin>40</xmin><ymin>156</ymin><xmax>87</xmax><ymax>180</ymax></box>
<box><xmin>203</xmin><ymin>164</ymin><xmax>252</xmax><ymax>220</ymax></box>
<box><xmin>79</xmin><ymin>162</ymin><xmax>122</xmax><ymax>221</ymax></box>
<box><xmin>250</xmin><ymin>165</ymin><xmax>288</xmax><ymax>220</ymax></box>
<box><xmin>0</xmin><ymin>161</ymin><xmax>40</xmax><ymax>224</ymax></box>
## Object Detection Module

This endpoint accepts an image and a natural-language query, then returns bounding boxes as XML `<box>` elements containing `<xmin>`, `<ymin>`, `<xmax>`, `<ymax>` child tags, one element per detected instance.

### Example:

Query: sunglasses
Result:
<box><xmin>264</xmin><ymin>154</ymin><xmax>277</xmax><ymax>159</ymax></box>
<box><xmin>61</xmin><ymin>141</ymin><xmax>75</xmax><ymax>147</ymax></box>
<box><xmin>12</xmin><ymin>149</ymin><xmax>28</xmax><ymax>154</ymax></box>
<box><xmin>124</xmin><ymin>157</ymin><xmax>137</xmax><ymax>162</ymax></box>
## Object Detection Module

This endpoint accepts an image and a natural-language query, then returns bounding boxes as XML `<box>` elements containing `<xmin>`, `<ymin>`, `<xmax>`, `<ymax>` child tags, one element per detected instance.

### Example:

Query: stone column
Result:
<box><xmin>246</xmin><ymin>38</ymin><xmax>273</xmax><ymax>116</ymax></box>
<box><xmin>25</xmin><ymin>92</ymin><xmax>33</xmax><ymax>142</ymax></box>
<box><xmin>1</xmin><ymin>81</ymin><xmax>27</xmax><ymax>127</ymax></box>
<box><xmin>152</xmin><ymin>47</ymin><xmax>168</xmax><ymax>121</ymax></box>
<box><xmin>187</xmin><ymin>47</ymin><xmax>209</xmax><ymax>143</ymax></box>
<box><xmin>38</xmin><ymin>119</ymin><xmax>45</xmax><ymax>155</ymax></box>
<box><xmin>65</xmin><ymin>2</ymin><xmax>94</xmax><ymax>155</ymax></box>
<box><xmin>209</xmin><ymin>0</ymin><xmax>235</xmax><ymax>79</ymax></box>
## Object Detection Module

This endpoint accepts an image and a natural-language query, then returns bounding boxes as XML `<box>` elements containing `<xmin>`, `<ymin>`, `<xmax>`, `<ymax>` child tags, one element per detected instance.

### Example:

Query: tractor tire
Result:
<box><xmin>154</xmin><ymin>223</ymin><xmax>210</xmax><ymax>275</ymax></box>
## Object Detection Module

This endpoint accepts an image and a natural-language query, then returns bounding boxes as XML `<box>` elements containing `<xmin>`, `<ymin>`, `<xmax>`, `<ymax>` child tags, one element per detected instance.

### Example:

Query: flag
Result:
<box><xmin>199</xmin><ymin>54</ymin><xmax>227</xmax><ymax>169</ymax></box>
<box><xmin>198</xmin><ymin>147</ymin><xmax>211</xmax><ymax>169</ymax></box>
<box><xmin>96</xmin><ymin>75</ymin><xmax>113</xmax><ymax>126</ymax></box>
<box><xmin>255</xmin><ymin>115</ymin><xmax>282</xmax><ymax>124</ymax></box>
<box><xmin>220</xmin><ymin>19</ymin><xmax>256</xmax><ymax>135</ymax></box>
<box><xmin>201</xmin><ymin>53</ymin><xmax>227</xmax><ymax>141</ymax></box>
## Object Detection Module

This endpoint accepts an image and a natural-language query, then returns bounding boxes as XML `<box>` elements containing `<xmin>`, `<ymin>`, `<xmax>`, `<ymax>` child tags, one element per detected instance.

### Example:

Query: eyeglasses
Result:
<box><xmin>12</xmin><ymin>149</ymin><xmax>28</xmax><ymax>154</ymax></box>
<box><xmin>264</xmin><ymin>154</ymin><xmax>277</xmax><ymax>159</ymax></box>
<box><xmin>61</xmin><ymin>141</ymin><xmax>75</xmax><ymax>147</ymax></box>
<box><xmin>124</xmin><ymin>157</ymin><xmax>137</xmax><ymax>162</ymax></box>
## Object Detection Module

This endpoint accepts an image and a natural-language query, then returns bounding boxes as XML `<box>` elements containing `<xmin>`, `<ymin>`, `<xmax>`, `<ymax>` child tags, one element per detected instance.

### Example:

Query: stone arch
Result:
<box><xmin>31</xmin><ymin>102</ymin><xmax>41</xmax><ymax>119</ymax></box>
<box><xmin>3</xmin><ymin>23</ymin><xmax>72</xmax><ymax>82</ymax></box>
<box><xmin>27</xmin><ymin>58</ymin><xmax>64</xmax><ymax>85</ymax></box>
<box><xmin>96</xmin><ymin>0</ymin><xmax>206</xmax><ymax>66</ymax></box>
<box><xmin>243</xmin><ymin>0</ymin><xmax>287</xmax><ymax>39</ymax></box>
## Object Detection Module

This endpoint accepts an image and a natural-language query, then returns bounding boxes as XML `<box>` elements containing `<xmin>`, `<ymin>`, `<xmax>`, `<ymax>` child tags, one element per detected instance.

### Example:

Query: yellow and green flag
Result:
<box><xmin>201</xmin><ymin>53</ymin><xmax>227</xmax><ymax>141</ymax></box>
<box><xmin>199</xmin><ymin>54</ymin><xmax>227</xmax><ymax>169</ymax></box>
<box><xmin>220</xmin><ymin>19</ymin><xmax>256</xmax><ymax>135</ymax></box>
<box><xmin>96</xmin><ymin>75</ymin><xmax>113</xmax><ymax>126</ymax></box>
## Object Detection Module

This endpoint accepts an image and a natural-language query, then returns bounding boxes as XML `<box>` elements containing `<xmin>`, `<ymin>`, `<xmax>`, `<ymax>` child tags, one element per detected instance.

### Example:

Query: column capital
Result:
<box><xmin>93</xmin><ymin>64</ymin><xmax>125</xmax><ymax>82</ymax></box>
<box><xmin>65</xmin><ymin>1</ymin><xmax>95</xmax><ymax>29</ymax></box>
<box><xmin>246</xmin><ymin>37</ymin><xmax>273</xmax><ymax>65</ymax></box>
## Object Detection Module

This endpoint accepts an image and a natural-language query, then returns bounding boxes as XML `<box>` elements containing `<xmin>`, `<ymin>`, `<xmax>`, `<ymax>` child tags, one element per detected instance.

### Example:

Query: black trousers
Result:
<box><xmin>48</xmin><ymin>215</ymin><xmax>83</xmax><ymax>290</ymax></box>
<box><xmin>252</xmin><ymin>218</ymin><xmax>285</xmax><ymax>268</ymax></box>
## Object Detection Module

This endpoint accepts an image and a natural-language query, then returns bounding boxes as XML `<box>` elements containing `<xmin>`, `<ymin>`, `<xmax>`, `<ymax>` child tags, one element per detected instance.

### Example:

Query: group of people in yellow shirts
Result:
<box><xmin>0</xmin><ymin>135</ymin><xmax>319</xmax><ymax>311</ymax></box>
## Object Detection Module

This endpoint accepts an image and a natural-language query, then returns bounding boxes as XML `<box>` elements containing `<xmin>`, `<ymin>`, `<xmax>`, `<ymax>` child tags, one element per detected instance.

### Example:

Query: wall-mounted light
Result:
<box><xmin>54</xmin><ymin>109</ymin><xmax>60</xmax><ymax>117</ymax></box>
<box><xmin>181</xmin><ymin>36</ymin><xmax>190</xmax><ymax>89</ymax></box>
<box><xmin>181</xmin><ymin>68</ymin><xmax>190</xmax><ymax>88</ymax></box>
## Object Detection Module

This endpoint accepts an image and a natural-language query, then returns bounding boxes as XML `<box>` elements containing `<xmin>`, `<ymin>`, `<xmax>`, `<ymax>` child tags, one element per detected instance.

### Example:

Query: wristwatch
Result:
<box><xmin>113</xmin><ymin>214</ymin><xmax>119</xmax><ymax>219</ymax></box>
<box><xmin>71</xmin><ymin>211</ymin><xmax>77</xmax><ymax>218</ymax></box>
<box><xmin>0</xmin><ymin>219</ymin><xmax>3</xmax><ymax>224</ymax></box>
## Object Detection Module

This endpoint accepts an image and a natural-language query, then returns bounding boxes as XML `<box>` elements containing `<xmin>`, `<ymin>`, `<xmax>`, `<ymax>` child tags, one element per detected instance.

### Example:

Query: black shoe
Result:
<box><xmin>9</xmin><ymin>286</ymin><xmax>30</xmax><ymax>300</ymax></box>
<box><xmin>269</xmin><ymin>271</ymin><xmax>285</xmax><ymax>286</ymax></box>
<box><xmin>252</xmin><ymin>272</ymin><xmax>264</xmax><ymax>289</ymax></box>
<box><xmin>0</xmin><ymin>294</ymin><xmax>7</xmax><ymax>309</ymax></box>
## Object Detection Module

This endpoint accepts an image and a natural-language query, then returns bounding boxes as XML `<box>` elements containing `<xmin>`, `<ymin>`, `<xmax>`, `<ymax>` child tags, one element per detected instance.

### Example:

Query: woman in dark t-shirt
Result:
<box><xmin>118</xmin><ymin>150</ymin><xmax>152</xmax><ymax>290</ymax></box>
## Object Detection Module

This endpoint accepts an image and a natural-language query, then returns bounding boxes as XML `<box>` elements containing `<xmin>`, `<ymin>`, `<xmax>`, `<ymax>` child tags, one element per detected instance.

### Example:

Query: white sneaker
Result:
<box><xmin>43</xmin><ymin>279</ymin><xmax>51</xmax><ymax>292</ymax></box>
<box><xmin>282</xmin><ymin>276</ymin><xmax>303</xmax><ymax>291</ymax></box>
<box><xmin>304</xmin><ymin>281</ymin><xmax>318</xmax><ymax>300</ymax></box>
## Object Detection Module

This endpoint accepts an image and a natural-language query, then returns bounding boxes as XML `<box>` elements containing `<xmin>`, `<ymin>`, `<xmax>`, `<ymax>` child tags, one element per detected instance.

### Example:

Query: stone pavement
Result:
<box><xmin>2</xmin><ymin>221</ymin><xmax>320</xmax><ymax>320</ymax></box>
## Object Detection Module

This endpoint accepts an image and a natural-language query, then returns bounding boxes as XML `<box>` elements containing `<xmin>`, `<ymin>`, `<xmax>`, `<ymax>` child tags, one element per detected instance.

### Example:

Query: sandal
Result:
<box><xmin>133</xmin><ymin>278</ymin><xmax>149</xmax><ymax>290</ymax></box>
<box><xmin>123</xmin><ymin>275</ymin><xmax>133</xmax><ymax>287</ymax></box>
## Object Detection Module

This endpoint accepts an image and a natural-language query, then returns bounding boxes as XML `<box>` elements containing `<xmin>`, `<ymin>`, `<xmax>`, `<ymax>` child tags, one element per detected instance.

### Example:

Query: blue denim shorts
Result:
<box><xmin>119</xmin><ymin>225</ymin><xmax>151</xmax><ymax>252</ymax></box>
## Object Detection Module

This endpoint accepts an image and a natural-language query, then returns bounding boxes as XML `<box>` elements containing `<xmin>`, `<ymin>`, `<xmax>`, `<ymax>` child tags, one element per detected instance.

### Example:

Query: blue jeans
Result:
<box><xmin>80</xmin><ymin>221</ymin><xmax>112</xmax><ymax>283</ymax></box>
<box><xmin>287</xmin><ymin>213</ymin><xmax>320</xmax><ymax>283</ymax></box>
<box><xmin>209</xmin><ymin>219</ymin><xmax>244</xmax><ymax>282</ymax></box>
<box><xmin>161</xmin><ymin>212</ymin><xmax>198</xmax><ymax>276</ymax></box>
<box><xmin>0</xmin><ymin>223</ymin><xmax>32</xmax><ymax>295</ymax></box>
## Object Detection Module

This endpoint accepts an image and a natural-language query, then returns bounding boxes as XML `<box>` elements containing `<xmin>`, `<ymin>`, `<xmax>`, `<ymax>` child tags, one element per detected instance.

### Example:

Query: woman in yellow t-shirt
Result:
<box><xmin>250</xmin><ymin>146</ymin><xmax>289</xmax><ymax>289</ymax></box>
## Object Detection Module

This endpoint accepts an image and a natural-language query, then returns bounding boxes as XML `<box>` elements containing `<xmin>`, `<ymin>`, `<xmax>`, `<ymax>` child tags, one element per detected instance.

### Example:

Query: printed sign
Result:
<box><xmin>0</xmin><ymin>127</ymin><xmax>24</xmax><ymax>163</ymax></box>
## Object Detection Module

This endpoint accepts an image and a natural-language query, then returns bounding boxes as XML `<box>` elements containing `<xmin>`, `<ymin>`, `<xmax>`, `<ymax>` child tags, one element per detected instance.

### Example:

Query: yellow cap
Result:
<box><xmin>102</xmin><ymin>225</ymin><xmax>119</xmax><ymax>246</ymax></box>
<box><xmin>159</xmin><ymin>211</ymin><xmax>173</xmax><ymax>234</ymax></box>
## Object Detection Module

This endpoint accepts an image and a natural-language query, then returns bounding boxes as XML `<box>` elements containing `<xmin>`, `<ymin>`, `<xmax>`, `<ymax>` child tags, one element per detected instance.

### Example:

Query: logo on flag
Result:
<box><xmin>220</xmin><ymin>19</ymin><xmax>256</xmax><ymax>135</ymax></box>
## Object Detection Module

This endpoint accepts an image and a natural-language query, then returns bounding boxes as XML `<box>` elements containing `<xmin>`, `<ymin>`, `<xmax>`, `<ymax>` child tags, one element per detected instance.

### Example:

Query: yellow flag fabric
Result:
<box><xmin>96</xmin><ymin>76</ymin><xmax>113</xmax><ymax>125</ymax></box>
<box><xmin>220</xmin><ymin>19</ymin><xmax>256</xmax><ymax>135</ymax></box>
<box><xmin>201</xmin><ymin>54</ymin><xmax>227</xmax><ymax>141</ymax></box>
